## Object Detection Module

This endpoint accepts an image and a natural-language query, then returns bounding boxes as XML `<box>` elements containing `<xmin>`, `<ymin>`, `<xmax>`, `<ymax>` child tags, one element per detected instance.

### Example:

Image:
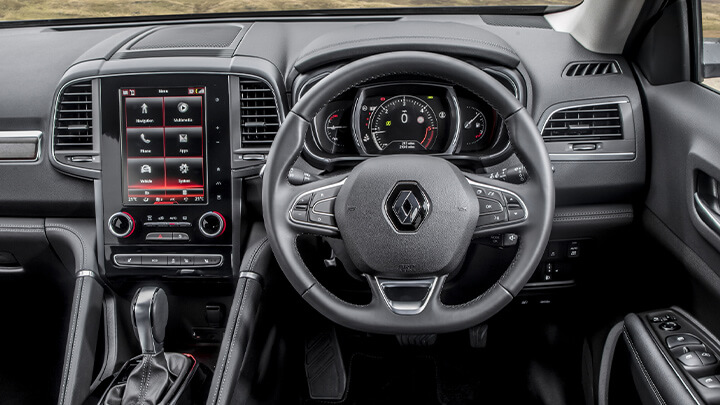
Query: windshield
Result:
<box><xmin>1</xmin><ymin>0</ymin><xmax>580</xmax><ymax>22</ymax></box>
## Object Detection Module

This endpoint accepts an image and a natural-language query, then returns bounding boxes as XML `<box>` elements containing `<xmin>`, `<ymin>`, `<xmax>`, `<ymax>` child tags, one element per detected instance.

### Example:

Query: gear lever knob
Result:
<box><xmin>131</xmin><ymin>286</ymin><xmax>169</xmax><ymax>355</ymax></box>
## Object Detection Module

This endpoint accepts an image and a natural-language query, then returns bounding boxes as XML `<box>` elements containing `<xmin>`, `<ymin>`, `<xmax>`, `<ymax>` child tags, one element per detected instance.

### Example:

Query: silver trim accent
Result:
<box><xmin>76</xmin><ymin>270</ymin><xmax>96</xmax><ymax>279</ymax></box>
<box><xmin>465</xmin><ymin>177</ymin><xmax>528</xmax><ymax>228</ymax></box>
<box><xmin>107</xmin><ymin>212</ymin><xmax>134</xmax><ymax>238</ymax></box>
<box><xmin>539</xmin><ymin>100</ymin><xmax>629</xmax><ymax>135</ymax></box>
<box><xmin>548</xmin><ymin>152</ymin><xmax>635</xmax><ymax>161</ymax></box>
<box><xmin>239</xmin><ymin>271</ymin><xmax>263</xmax><ymax>282</ymax></box>
<box><xmin>0</xmin><ymin>131</ymin><xmax>42</xmax><ymax>163</ymax></box>
<box><xmin>288</xmin><ymin>179</ymin><xmax>347</xmax><ymax>232</ymax></box>
<box><xmin>51</xmin><ymin>72</ymin><xmax>285</xmax><ymax>177</ymax></box>
<box><xmin>375</xmin><ymin>277</ymin><xmax>438</xmax><ymax>315</ymax></box>
<box><xmin>198</xmin><ymin>212</ymin><xmax>225</xmax><ymax>238</ymax></box>
<box><xmin>113</xmin><ymin>253</ymin><xmax>224</xmax><ymax>268</ymax></box>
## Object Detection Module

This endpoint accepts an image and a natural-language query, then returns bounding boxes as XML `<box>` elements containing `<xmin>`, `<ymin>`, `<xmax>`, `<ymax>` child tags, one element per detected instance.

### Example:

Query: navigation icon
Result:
<box><xmin>141</xmin><ymin>103</ymin><xmax>148</xmax><ymax>114</ymax></box>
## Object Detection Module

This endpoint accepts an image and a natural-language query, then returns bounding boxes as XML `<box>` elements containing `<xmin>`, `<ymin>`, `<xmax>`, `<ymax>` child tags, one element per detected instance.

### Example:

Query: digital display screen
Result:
<box><xmin>121</xmin><ymin>87</ymin><xmax>207</xmax><ymax>205</ymax></box>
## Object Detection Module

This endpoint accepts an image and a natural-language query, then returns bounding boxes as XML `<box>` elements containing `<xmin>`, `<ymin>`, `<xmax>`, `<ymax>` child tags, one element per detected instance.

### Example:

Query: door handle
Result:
<box><xmin>695</xmin><ymin>192</ymin><xmax>720</xmax><ymax>235</ymax></box>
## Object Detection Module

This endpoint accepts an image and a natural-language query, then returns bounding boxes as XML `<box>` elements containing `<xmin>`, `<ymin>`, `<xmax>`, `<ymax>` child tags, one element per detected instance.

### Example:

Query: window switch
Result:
<box><xmin>699</xmin><ymin>376</ymin><xmax>720</xmax><ymax>389</ymax></box>
<box><xmin>678</xmin><ymin>352</ymin><xmax>703</xmax><ymax>367</ymax></box>
<box><xmin>667</xmin><ymin>334</ymin><xmax>702</xmax><ymax>349</ymax></box>
<box><xmin>700</xmin><ymin>351</ymin><xmax>718</xmax><ymax>366</ymax></box>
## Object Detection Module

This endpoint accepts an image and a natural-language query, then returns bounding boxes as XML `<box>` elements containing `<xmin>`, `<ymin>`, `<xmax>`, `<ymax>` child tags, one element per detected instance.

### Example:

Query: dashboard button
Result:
<box><xmin>146</xmin><ymin>232</ymin><xmax>173</xmax><ymax>241</ymax></box>
<box><xmin>309</xmin><ymin>213</ymin><xmax>336</xmax><ymax>227</ymax></box>
<box><xmin>667</xmin><ymin>335</ymin><xmax>702</xmax><ymax>349</ymax></box>
<box><xmin>195</xmin><ymin>255</ymin><xmax>222</xmax><ymax>266</ymax></box>
<box><xmin>478</xmin><ymin>198</ymin><xmax>503</xmax><ymax>215</ymax></box>
<box><xmin>115</xmin><ymin>254</ymin><xmax>141</xmax><ymax>266</ymax></box>
<box><xmin>108</xmin><ymin>212</ymin><xmax>135</xmax><ymax>238</ymax></box>
<box><xmin>141</xmin><ymin>255</ymin><xmax>167</xmax><ymax>266</ymax></box>
<box><xmin>313</xmin><ymin>198</ymin><xmax>336</xmax><ymax>215</ymax></box>
<box><xmin>198</xmin><ymin>212</ymin><xmax>225</xmax><ymax>238</ymax></box>
<box><xmin>173</xmin><ymin>232</ymin><xmax>190</xmax><ymax>241</ymax></box>
<box><xmin>168</xmin><ymin>256</ymin><xmax>182</xmax><ymax>266</ymax></box>
<box><xmin>678</xmin><ymin>352</ymin><xmax>703</xmax><ymax>367</ymax></box>
<box><xmin>180</xmin><ymin>256</ymin><xmax>194</xmax><ymax>266</ymax></box>
<box><xmin>144</xmin><ymin>222</ymin><xmax>169</xmax><ymax>228</ymax></box>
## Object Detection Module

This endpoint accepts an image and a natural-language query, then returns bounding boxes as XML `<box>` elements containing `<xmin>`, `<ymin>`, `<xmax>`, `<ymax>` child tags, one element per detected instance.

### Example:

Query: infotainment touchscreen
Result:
<box><xmin>120</xmin><ymin>86</ymin><xmax>207</xmax><ymax>205</ymax></box>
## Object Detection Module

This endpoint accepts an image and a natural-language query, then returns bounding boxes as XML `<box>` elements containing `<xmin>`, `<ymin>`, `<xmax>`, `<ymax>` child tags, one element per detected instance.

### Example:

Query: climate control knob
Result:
<box><xmin>108</xmin><ymin>212</ymin><xmax>135</xmax><ymax>238</ymax></box>
<box><xmin>199</xmin><ymin>211</ymin><xmax>225</xmax><ymax>238</ymax></box>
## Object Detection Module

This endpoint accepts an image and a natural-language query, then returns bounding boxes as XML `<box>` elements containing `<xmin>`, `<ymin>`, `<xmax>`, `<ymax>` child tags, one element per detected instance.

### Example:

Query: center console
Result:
<box><xmin>100</xmin><ymin>74</ymin><xmax>234</xmax><ymax>278</ymax></box>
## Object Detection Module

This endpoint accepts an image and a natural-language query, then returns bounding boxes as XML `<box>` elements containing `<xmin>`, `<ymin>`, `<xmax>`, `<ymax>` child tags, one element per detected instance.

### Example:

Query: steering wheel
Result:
<box><xmin>263</xmin><ymin>51</ymin><xmax>554</xmax><ymax>334</ymax></box>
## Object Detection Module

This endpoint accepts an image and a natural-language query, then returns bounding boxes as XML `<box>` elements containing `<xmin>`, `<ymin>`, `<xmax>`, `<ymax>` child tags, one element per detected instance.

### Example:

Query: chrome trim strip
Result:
<box><xmin>548</xmin><ymin>152</ymin><xmax>635</xmax><ymax>161</ymax></box>
<box><xmin>76</xmin><ymin>270</ymin><xmax>96</xmax><ymax>279</ymax></box>
<box><xmin>0</xmin><ymin>131</ymin><xmax>42</xmax><ymax>163</ymax></box>
<box><xmin>375</xmin><ymin>276</ymin><xmax>438</xmax><ymax>316</ymax></box>
<box><xmin>539</xmin><ymin>99</ymin><xmax>629</xmax><ymax>135</ymax></box>
<box><xmin>239</xmin><ymin>271</ymin><xmax>263</xmax><ymax>282</ymax></box>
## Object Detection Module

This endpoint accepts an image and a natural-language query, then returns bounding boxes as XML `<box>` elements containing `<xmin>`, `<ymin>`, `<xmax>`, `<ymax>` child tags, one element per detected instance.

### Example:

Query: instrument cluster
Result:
<box><xmin>307</xmin><ymin>82</ymin><xmax>509</xmax><ymax>163</ymax></box>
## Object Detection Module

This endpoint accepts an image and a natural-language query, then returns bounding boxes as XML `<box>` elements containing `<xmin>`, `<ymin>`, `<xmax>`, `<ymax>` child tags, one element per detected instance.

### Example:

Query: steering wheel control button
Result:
<box><xmin>502</xmin><ymin>233</ymin><xmax>519</xmax><ymax>247</ymax></box>
<box><xmin>291</xmin><ymin>207</ymin><xmax>309</xmax><ymax>222</ymax></box>
<box><xmin>473</xmin><ymin>186</ymin><xmax>504</xmax><ymax>204</ymax></box>
<box><xmin>310</xmin><ymin>213</ymin><xmax>337</xmax><ymax>227</ymax></box>
<box><xmin>504</xmin><ymin>193</ymin><xmax>520</xmax><ymax>205</ymax></box>
<box><xmin>660</xmin><ymin>321</ymin><xmax>681</xmax><ymax>331</ymax></box>
<box><xmin>679</xmin><ymin>352</ymin><xmax>704</xmax><ymax>367</ymax></box>
<box><xmin>699</xmin><ymin>376</ymin><xmax>720</xmax><ymax>389</ymax></box>
<box><xmin>386</xmin><ymin>182</ymin><xmax>431</xmax><ymax>232</ymax></box>
<box><xmin>477</xmin><ymin>211</ymin><xmax>507</xmax><ymax>227</ymax></box>
<box><xmin>508</xmin><ymin>207</ymin><xmax>526</xmax><ymax>221</ymax></box>
<box><xmin>478</xmin><ymin>198</ymin><xmax>503</xmax><ymax>215</ymax></box>
<box><xmin>199</xmin><ymin>211</ymin><xmax>225</xmax><ymax>238</ymax></box>
<box><xmin>146</xmin><ymin>232</ymin><xmax>173</xmax><ymax>241</ymax></box>
<box><xmin>667</xmin><ymin>335</ymin><xmax>702</xmax><ymax>349</ymax></box>
<box><xmin>312</xmin><ymin>198</ymin><xmax>336</xmax><ymax>215</ymax></box>
<box><xmin>108</xmin><ymin>212</ymin><xmax>135</xmax><ymax>238</ymax></box>
<box><xmin>141</xmin><ymin>255</ymin><xmax>167</xmax><ymax>266</ymax></box>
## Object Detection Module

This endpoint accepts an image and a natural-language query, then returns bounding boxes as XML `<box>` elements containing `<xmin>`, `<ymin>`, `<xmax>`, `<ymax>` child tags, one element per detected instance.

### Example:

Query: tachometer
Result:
<box><xmin>370</xmin><ymin>96</ymin><xmax>438</xmax><ymax>151</ymax></box>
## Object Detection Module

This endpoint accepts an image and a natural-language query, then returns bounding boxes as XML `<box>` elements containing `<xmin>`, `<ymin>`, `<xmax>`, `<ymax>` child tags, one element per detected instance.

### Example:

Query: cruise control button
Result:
<box><xmin>296</xmin><ymin>193</ymin><xmax>312</xmax><ymax>206</ymax></box>
<box><xmin>313</xmin><ymin>198</ymin><xmax>336</xmax><ymax>215</ymax></box>
<box><xmin>678</xmin><ymin>352</ymin><xmax>703</xmax><ymax>367</ymax></box>
<box><xmin>700</xmin><ymin>351</ymin><xmax>718</xmax><ymax>365</ymax></box>
<box><xmin>195</xmin><ymin>255</ymin><xmax>222</xmax><ymax>266</ymax></box>
<box><xmin>478</xmin><ymin>198</ymin><xmax>503</xmax><ymax>215</ymax></box>
<box><xmin>474</xmin><ymin>187</ymin><xmax>504</xmax><ymax>204</ymax></box>
<box><xmin>115</xmin><ymin>254</ymin><xmax>142</xmax><ymax>265</ymax></box>
<box><xmin>504</xmin><ymin>194</ymin><xmax>520</xmax><ymax>205</ymax></box>
<box><xmin>477</xmin><ymin>211</ymin><xmax>508</xmax><ymax>227</ymax></box>
<box><xmin>667</xmin><ymin>335</ymin><xmax>702</xmax><ymax>349</ymax></box>
<box><xmin>508</xmin><ymin>207</ymin><xmax>525</xmax><ymax>221</ymax></box>
<box><xmin>291</xmin><ymin>208</ymin><xmax>308</xmax><ymax>222</ymax></box>
<box><xmin>141</xmin><ymin>255</ymin><xmax>167</xmax><ymax>266</ymax></box>
<box><xmin>309</xmin><ymin>213</ymin><xmax>336</xmax><ymax>227</ymax></box>
<box><xmin>699</xmin><ymin>376</ymin><xmax>720</xmax><ymax>389</ymax></box>
<box><xmin>146</xmin><ymin>232</ymin><xmax>173</xmax><ymax>241</ymax></box>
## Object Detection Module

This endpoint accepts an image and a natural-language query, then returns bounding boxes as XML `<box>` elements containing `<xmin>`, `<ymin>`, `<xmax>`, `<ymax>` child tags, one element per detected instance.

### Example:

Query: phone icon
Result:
<box><xmin>140</xmin><ymin>133</ymin><xmax>151</xmax><ymax>144</ymax></box>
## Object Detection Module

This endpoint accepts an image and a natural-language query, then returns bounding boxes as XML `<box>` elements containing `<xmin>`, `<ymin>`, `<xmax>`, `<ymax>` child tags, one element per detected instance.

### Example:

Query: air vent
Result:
<box><xmin>240</xmin><ymin>80</ymin><xmax>280</xmax><ymax>149</ymax></box>
<box><xmin>542</xmin><ymin>103</ymin><xmax>623</xmax><ymax>141</ymax></box>
<box><xmin>564</xmin><ymin>61</ymin><xmax>620</xmax><ymax>77</ymax></box>
<box><xmin>54</xmin><ymin>81</ymin><xmax>93</xmax><ymax>151</ymax></box>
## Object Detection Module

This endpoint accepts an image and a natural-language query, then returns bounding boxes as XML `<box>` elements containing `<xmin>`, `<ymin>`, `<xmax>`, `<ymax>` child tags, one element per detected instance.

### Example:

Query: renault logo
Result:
<box><xmin>386</xmin><ymin>182</ymin><xmax>431</xmax><ymax>232</ymax></box>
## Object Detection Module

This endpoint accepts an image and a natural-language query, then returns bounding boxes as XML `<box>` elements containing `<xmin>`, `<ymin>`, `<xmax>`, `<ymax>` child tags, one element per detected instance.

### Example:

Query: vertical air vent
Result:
<box><xmin>54</xmin><ymin>81</ymin><xmax>93</xmax><ymax>151</ymax></box>
<box><xmin>240</xmin><ymin>80</ymin><xmax>280</xmax><ymax>149</ymax></box>
<box><xmin>564</xmin><ymin>61</ymin><xmax>620</xmax><ymax>77</ymax></box>
<box><xmin>542</xmin><ymin>103</ymin><xmax>623</xmax><ymax>141</ymax></box>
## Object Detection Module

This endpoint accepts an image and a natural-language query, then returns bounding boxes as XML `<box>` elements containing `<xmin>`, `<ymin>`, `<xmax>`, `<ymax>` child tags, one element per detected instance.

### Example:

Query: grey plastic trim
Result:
<box><xmin>549</xmin><ymin>152</ymin><xmax>635</xmax><ymax>161</ymax></box>
<box><xmin>0</xmin><ymin>131</ymin><xmax>42</xmax><ymax>163</ymax></box>
<box><xmin>374</xmin><ymin>276</ymin><xmax>438</xmax><ymax>315</ymax></box>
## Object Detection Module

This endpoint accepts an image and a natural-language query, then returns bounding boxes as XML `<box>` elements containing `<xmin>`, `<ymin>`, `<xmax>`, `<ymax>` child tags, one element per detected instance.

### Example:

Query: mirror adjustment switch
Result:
<box><xmin>660</xmin><ymin>321</ymin><xmax>681</xmax><ymax>331</ymax></box>
<box><xmin>667</xmin><ymin>334</ymin><xmax>702</xmax><ymax>349</ymax></box>
<box><xmin>699</xmin><ymin>376</ymin><xmax>720</xmax><ymax>389</ymax></box>
<box><xmin>678</xmin><ymin>352</ymin><xmax>703</xmax><ymax>367</ymax></box>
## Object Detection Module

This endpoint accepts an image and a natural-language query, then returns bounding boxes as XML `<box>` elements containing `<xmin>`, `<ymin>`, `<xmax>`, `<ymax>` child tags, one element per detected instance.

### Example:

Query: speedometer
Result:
<box><xmin>370</xmin><ymin>96</ymin><xmax>438</xmax><ymax>151</ymax></box>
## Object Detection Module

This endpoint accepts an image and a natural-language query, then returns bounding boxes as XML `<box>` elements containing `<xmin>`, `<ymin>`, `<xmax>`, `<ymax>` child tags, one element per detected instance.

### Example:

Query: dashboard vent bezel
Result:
<box><xmin>51</xmin><ymin>79</ymin><xmax>100</xmax><ymax>177</ymax></box>
<box><xmin>239</xmin><ymin>79</ymin><xmax>281</xmax><ymax>151</ymax></box>
<box><xmin>563</xmin><ymin>61</ymin><xmax>621</xmax><ymax>77</ymax></box>
<box><xmin>541</xmin><ymin>102</ymin><xmax>624</xmax><ymax>142</ymax></box>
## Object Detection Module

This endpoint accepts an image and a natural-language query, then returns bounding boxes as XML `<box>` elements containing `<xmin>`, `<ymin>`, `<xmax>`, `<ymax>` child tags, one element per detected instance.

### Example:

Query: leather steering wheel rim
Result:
<box><xmin>262</xmin><ymin>51</ymin><xmax>554</xmax><ymax>334</ymax></box>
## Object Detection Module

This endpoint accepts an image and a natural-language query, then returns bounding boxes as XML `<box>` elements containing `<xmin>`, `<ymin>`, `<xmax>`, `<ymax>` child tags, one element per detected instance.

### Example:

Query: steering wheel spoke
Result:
<box><xmin>368</xmin><ymin>275</ymin><xmax>445</xmax><ymax>316</ymax></box>
<box><xmin>465</xmin><ymin>175</ymin><xmax>530</xmax><ymax>238</ymax></box>
<box><xmin>286</xmin><ymin>175</ymin><xmax>347</xmax><ymax>237</ymax></box>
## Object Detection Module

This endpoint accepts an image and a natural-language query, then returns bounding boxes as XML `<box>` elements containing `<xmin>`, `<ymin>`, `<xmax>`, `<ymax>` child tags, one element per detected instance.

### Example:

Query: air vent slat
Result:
<box><xmin>542</xmin><ymin>103</ymin><xmax>624</xmax><ymax>141</ymax></box>
<box><xmin>53</xmin><ymin>80</ymin><xmax>94</xmax><ymax>153</ymax></box>
<box><xmin>240</xmin><ymin>80</ymin><xmax>280</xmax><ymax>149</ymax></box>
<box><xmin>564</xmin><ymin>61</ymin><xmax>621</xmax><ymax>77</ymax></box>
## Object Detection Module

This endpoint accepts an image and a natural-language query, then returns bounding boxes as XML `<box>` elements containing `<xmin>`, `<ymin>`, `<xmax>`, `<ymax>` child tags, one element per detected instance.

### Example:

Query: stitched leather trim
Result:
<box><xmin>46</xmin><ymin>224</ymin><xmax>90</xmax><ymax>272</ymax></box>
<box><xmin>623</xmin><ymin>326</ymin><xmax>666</xmax><ymax>405</ymax></box>
<box><xmin>59</xmin><ymin>277</ymin><xmax>86</xmax><ymax>405</ymax></box>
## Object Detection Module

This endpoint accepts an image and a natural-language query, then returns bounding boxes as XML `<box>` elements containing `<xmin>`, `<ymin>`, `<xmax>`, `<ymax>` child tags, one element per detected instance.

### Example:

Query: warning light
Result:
<box><xmin>380</xmin><ymin>97</ymin><xmax>386</xmax><ymax>101</ymax></box>
<box><xmin>386</xmin><ymin>120</ymin><xmax>392</xmax><ymax>126</ymax></box>
<box><xmin>427</xmin><ymin>96</ymin><xmax>434</xmax><ymax>99</ymax></box>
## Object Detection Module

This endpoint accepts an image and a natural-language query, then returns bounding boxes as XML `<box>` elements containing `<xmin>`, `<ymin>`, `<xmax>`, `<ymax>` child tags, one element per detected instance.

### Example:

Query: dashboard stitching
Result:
<box><xmin>46</xmin><ymin>224</ymin><xmax>88</xmax><ymax>271</ymax></box>
<box><xmin>554</xmin><ymin>209</ymin><xmax>632</xmax><ymax>217</ymax></box>
<box><xmin>299</xmin><ymin>36</ymin><xmax>519</xmax><ymax>59</ymax></box>
<box><xmin>553</xmin><ymin>213</ymin><xmax>633</xmax><ymax>222</ymax></box>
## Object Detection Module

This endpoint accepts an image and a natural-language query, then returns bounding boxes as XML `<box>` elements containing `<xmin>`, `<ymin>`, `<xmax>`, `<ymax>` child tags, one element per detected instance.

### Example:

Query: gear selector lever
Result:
<box><xmin>131</xmin><ymin>286</ymin><xmax>168</xmax><ymax>355</ymax></box>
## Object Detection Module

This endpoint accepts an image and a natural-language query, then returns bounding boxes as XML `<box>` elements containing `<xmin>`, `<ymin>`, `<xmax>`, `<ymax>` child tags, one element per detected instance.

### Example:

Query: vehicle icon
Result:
<box><xmin>140</xmin><ymin>164</ymin><xmax>152</xmax><ymax>174</ymax></box>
